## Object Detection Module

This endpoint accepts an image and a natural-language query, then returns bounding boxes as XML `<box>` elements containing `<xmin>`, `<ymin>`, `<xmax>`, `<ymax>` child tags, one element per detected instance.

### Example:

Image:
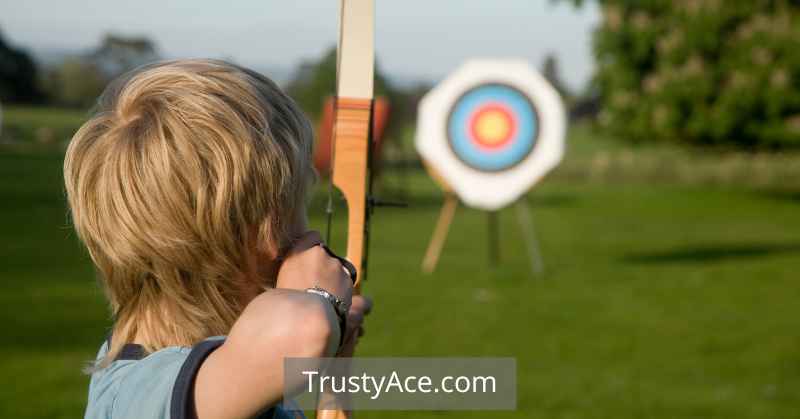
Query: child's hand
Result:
<box><xmin>276</xmin><ymin>231</ymin><xmax>353</xmax><ymax>309</ymax></box>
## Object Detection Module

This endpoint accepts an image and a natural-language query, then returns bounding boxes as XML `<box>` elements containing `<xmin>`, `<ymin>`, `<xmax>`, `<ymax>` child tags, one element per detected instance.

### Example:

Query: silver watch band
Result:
<box><xmin>305</xmin><ymin>286</ymin><xmax>350</xmax><ymax>320</ymax></box>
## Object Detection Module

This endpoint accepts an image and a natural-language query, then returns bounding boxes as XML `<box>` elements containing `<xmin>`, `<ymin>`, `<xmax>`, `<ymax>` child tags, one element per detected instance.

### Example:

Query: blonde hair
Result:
<box><xmin>64</xmin><ymin>59</ymin><xmax>314</xmax><ymax>365</ymax></box>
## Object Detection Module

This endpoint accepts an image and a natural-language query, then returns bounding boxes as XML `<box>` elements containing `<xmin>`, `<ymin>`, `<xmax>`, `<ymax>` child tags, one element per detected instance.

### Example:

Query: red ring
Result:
<box><xmin>467</xmin><ymin>102</ymin><xmax>517</xmax><ymax>151</ymax></box>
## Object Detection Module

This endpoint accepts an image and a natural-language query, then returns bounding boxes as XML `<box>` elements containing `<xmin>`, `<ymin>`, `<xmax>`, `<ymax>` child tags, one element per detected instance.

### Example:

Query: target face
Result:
<box><xmin>447</xmin><ymin>83</ymin><xmax>538</xmax><ymax>172</ymax></box>
<box><xmin>416</xmin><ymin>59</ymin><xmax>566</xmax><ymax>211</ymax></box>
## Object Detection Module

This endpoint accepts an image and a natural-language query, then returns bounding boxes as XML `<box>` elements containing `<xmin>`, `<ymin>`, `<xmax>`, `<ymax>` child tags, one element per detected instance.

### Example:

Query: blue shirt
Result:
<box><xmin>85</xmin><ymin>337</ymin><xmax>301</xmax><ymax>419</ymax></box>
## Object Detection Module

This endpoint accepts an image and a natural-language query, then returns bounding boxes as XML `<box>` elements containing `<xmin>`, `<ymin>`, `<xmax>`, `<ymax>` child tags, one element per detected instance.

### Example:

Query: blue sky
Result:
<box><xmin>0</xmin><ymin>0</ymin><xmax>600</xmax><ymax>90</ymax></box>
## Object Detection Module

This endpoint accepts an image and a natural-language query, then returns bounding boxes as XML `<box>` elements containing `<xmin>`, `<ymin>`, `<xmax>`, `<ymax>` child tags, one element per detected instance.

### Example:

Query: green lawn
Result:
<box><xmin>1</xmin><ymin>108</ymin><xmax>799</xmax><ymax>418</ymax></box>
<box><xmin>1</xmin><ymin>106</ymin><xmax>88</xmax><ymax>146</ymax></box>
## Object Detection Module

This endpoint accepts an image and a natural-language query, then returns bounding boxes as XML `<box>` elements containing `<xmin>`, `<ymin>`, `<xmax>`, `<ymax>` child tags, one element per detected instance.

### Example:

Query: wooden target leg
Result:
<box><xmin>421</xmin><ymin>194</ymin><xmax>458</xmax><ymax>274</ymax></box>
<box><xmin>515</xmin><ymin>200</ymin><xmax>544</xmax><ymax>275</ymax></box>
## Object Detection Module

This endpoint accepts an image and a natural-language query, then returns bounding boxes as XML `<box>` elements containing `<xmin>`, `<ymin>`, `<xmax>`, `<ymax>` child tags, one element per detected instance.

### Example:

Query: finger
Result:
<box><xmin>342</xmin><ymin>325</ymin><xmax>359</xmax><ymax>349</ymax></box>
<box><xmin>348</xmin><ymin>310</ymin><xmax>364</xmax><ymax>327</ymax></box>
<box><xmin>351</xmin><ymin>295</ymin><xmax>373</xmax><ymax>315</ymax></box>
<box><xmin>336</xmin><ymin>323</ymin><xmax>362</xmax><ymax>357</ymax></box>
<box><xmin>348</xmin><ymin>324</ymin><xmax>361</xmax><ymax>340</ymax></box>
<box><xmin>337</xmin><ymin>336</ymin><xmax>355</xmax><ymax>357</ymax></box>
<box><xmin>361</xmin><ymin>296</ymin><xmax>373</xmax><ymax>315</ymax></box>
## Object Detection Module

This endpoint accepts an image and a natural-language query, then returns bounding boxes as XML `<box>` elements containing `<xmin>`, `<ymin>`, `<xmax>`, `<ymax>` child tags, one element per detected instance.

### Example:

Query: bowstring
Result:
<box><xmin>324</xmin><ymin>97</ymin><xmax>337</xmax><ymax>245</ymax></box>
<box><xmin>362</xmin><ymin>98</ymin><xmax>375</xmax><ymax>282</ymax></box>
<box><xmin>325</xmin><ymin>1</ymin><xmax>346</xmax><ymax>245</ymax></box>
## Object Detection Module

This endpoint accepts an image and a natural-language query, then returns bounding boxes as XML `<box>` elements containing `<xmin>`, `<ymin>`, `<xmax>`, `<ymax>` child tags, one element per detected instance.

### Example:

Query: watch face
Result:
<box><xmin>446</xmin><ymin>83</ymin><xmax>540</xmax><ymax>173</ymax></box>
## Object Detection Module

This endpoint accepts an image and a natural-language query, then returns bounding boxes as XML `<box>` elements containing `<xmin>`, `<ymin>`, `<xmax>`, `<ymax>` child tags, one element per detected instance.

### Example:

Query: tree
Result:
<box><xmin>563</xmin><ymin>0</ymin><xmax>800</xmax><ymax>149</ymax></box>
<box><xmin>541</xmin><ymin>53</ymin><xmax>572</xmax><ymax>104</ymax></box>
<box><xmin>0</xmin><ymin>28</ymin><xmax>42</xmax><ymax>103</ymax></box>
<box><xmin>90</xmin><ymin>34</ymin><xmax>159</xmax><ymax>77</ymax></box>
<box><xmin>286</xmin><ymin>46</ymin><xmax>395</xmax><ymax>121</ymax></box>
<box><xmin>45</xmin><ymin>58</ymin><xmax>107</xmax><ymax>107</ymax></box>
<box><xmin>42</xmin><ymin>34</ymin><xmax>160</xmax><ymax>107</ymax></box>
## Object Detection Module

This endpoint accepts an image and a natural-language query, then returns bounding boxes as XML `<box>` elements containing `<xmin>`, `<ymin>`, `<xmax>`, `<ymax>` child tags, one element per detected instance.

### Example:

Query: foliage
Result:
<box><xmin>572</xmin><ymin>0</ymin><xmax>800</xmax><ymax>148</ymax></box>
<box><xmin>41</xmin><ymin>34</ymin><xmax>160</xmax><ymax>108</ymax></box>
<box><xmin>88</xmin><ymin>34</ymin><xmax>159</xmax><ymax>77</ymax></box>
<box><xmin>541</xmin><ymin>53</ymin><xmax>573</xmax><ymax>104</ymax></box>
<box><xmin>556</xmin><ymin>123</ymin><xmax>800</xmax><ymax>189</ymax></box>
<box><xmin>41</xmin><ymin>58</ymin><xmax>107</xmax><ymax>108</ymax></box>
<box><xmin>0</xmin><ymin>29</ymin><xmax>42</xmax><ymax>103</ymax></box>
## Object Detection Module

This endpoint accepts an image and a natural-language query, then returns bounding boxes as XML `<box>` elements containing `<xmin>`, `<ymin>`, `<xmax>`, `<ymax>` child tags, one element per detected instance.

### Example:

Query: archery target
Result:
<box><xmin>447</xmin><ymin>83</ymin><xmax>538</xmax><ymax>172</ymax></box>
<box><xmin>416</xmin><ymin>59</ymin><xmax>566</xmax><ymax>211</ymax></box>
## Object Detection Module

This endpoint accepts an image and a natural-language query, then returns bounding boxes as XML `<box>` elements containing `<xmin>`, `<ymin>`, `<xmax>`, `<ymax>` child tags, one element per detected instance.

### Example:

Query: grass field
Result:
<box><xmin>1</xmin><ymin>107</ymin><xmax>799</xmax><ymax>418</ymax></box>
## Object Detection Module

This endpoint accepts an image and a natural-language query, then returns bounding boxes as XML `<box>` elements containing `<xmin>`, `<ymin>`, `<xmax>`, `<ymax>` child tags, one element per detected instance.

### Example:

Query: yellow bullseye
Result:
<box><xmin>473</xmin><ymin>109</ymin><xmax>512</xmax><ymax>146</ymax></box>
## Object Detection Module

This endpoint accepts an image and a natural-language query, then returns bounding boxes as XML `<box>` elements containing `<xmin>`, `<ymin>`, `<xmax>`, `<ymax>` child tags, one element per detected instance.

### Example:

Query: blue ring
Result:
<box><xmin>447</xmin><ymin>83</ymin><xmax>539</xmax><ymax>172</ymax></box>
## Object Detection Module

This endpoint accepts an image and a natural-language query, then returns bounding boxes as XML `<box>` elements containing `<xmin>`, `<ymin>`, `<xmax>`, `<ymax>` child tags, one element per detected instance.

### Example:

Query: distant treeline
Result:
<box><xmin>0</xmin><ymin>28</ymin><xmax>587</xmax><ymax>133</ymax></box>
<box><xmin>0</xmin><ymin>32</ymin><xmax>159</xmax><ymax>108</ymax></box>
<box><xmin>8</xmin><ymin>2</ymin><xmax>799</xmax><ymax>151</ymax></box>
<box><xmin>0</xmin><ymin>31</ymin><xmax>42</xmax><ymax>103</ymax></box>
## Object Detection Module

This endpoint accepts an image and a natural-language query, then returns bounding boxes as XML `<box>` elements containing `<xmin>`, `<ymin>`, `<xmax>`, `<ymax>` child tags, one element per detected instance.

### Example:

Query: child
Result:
<box><xmin>65</xmin><ymin>59</ymin><xmax>372</xmax><ymax>419</ymax></box>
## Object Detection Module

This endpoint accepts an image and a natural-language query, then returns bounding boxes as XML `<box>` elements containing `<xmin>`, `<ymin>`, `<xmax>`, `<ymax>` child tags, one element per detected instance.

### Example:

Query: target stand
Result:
<box><xmin>416</xmin><ymin>59</ymin><xmax>565</xmax><ymax>276</ymax></box>
<box><xmin>420</xmin><ymin>172</ymin><xmax>545</xmax><ymax>276</ymax></box>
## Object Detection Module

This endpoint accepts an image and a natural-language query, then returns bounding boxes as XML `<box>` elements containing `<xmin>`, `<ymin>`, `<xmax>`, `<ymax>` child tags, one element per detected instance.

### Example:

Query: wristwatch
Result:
<box><xmin>306</xmin><ymin>286</ymin><xmax>349</xmax><ymax>346</ymax></box>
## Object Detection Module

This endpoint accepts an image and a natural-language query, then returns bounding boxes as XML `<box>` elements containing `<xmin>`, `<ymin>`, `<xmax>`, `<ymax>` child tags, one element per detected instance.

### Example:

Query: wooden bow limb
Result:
<box><xmin>316</xmin><ymin>1</ymin><xmax>374</xmax><ymax>418</ymax></box>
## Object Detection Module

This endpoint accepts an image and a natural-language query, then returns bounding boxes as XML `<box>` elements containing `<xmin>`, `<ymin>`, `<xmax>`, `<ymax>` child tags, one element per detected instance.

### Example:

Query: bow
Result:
<box><xmin>326</xmin><ymin>0</ymin><xmax>375</xmax><ymax>292</ymax></box>
<box><xmin>318</xmin><ymin>1</ymin><xmax>374</xmax><ymax>418</ymax></box>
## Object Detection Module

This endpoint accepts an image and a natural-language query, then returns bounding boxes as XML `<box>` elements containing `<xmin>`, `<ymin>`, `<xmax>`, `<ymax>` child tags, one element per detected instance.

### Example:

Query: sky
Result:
<box><xmin>0</xmin><ymin>0</ymin><xmax>601</xmax><ymax>91</ymax></box>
